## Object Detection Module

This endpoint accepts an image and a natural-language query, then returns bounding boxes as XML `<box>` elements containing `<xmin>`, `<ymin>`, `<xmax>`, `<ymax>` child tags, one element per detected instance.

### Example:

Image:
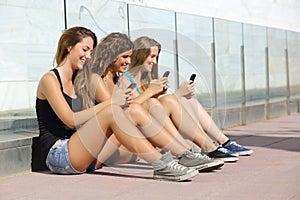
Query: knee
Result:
<box><xmin>128</xmin><ymin>103</ymin><xmax>149</xmax><ymax>118</ymax></box>
<box><xmin>97</xmin><ymin>104</ymin><xmax>124</xmax><ymax>120</ymax></box>
<box><xmin>159</xmin><ymin>94</ymin><xmax>179</xmax><ymax>106</ymax></box>
<box><xmin>147</xmin><ymin>98</ymin><xmax>161</xmax><ymax>107</ymax></box>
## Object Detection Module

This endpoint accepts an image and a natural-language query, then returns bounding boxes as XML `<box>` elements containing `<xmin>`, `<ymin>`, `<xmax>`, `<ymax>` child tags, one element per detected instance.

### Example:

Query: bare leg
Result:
<box><xmin>158</xmin><ymin>94</ymin><xmax>217</xmax><ymax>152</ymax></box>
<box><xmin>89</xmin><ymin>102</ymin><xmax>188</xmax><ymax>169</ymax></box>
<box><xmin>142</xmin><ymin>98</ymin><xmax>191</xmax><ymax>150</ymax></box>
<box><xmin>68</xmin><ymin>104</ymin><xmax>162</xmax><ymax>172</ymax></box>
<box><xmin>95</xmin><ymin>133</ymin><xmax>136</xmax><ymax>167</ymax></box>
<box><xmin>126</xmin><ymin>102</ymin><xmax>187</xmax><ymax>155</ymax></box>
<box><xmin>180</xmin><ymin>97</ymin><xmax>229</xmax><ymax>145</ymax></box>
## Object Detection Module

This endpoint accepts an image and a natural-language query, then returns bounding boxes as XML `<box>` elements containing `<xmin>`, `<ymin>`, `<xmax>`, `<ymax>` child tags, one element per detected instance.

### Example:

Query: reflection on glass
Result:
<box><xmin>128</xmin><ymin>4</ymin><xmax>177</xmax><ymax>90</ymax></box>
<box><xmin>67</xmin><ymin>0</ymin><xmax>128</xmax><ymax>39</ymax></box>
<box><xmin>214</xmin><ymin>19</ymin><xmax>243</xmax><ymax>106</ymax></box>
<box><xmin>267</xmin><ymin>28</ymin><xmax>287</xmax><ymax>100</ymax></box>
<box><xmin>243</xmin><ymin>24</ymin><xmax>267</xmax><ymax>104</ymax></box>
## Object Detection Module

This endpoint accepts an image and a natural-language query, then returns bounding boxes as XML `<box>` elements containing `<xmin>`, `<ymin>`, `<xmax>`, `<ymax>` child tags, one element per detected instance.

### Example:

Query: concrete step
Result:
<box><xmin>0</xmin><ymin>129</ymin><xmax>38</xmax><ymax>177</ymax></box>
<box><xmin>0</xmin><ymin>109</ymin><xmax>38</xmax><ymax>132</ymax></box>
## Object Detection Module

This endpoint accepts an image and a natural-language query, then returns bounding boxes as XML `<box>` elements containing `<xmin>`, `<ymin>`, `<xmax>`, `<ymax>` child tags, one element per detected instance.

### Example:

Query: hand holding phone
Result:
<box><xmin>189</xmin><ymin>74</ymin><xmax>196</xmax><ymax>82</ymax></box>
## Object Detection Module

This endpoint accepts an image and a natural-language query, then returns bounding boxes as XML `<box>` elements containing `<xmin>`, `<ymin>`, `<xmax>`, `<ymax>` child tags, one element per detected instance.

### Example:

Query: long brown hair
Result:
<box><xmin>128</xmin><ymin>36</ymin><xmax>161</xmax><ymax>91</ymax></box>
<box><xmin>75</xmin><ymin>32</ymin><xmax>133</xmax><ymax>108</ymax></box>
<box><xmin>55</xmin><ymin>26</ymin><xmax>97</xmax><ymax>67</ymax></box>
<box><xmin>54</xmin><ymin>26</ymin><xmax>97</xmax><ymax>109</ymax></box>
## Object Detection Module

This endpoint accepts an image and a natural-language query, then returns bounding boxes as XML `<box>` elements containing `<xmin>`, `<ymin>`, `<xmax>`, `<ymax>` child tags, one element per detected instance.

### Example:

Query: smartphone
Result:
<box><xmin>189</xmin><ymin>74</ymin><xmax>196</xmax><ymax>82</ymax></box>
<box><xmin>127</xmin><ymin>83</ymin><xmax>136</xmax><ymax>89</ymax></box>
<box><xmin>163</xmin><ymin>71</ymin><xmax>170</xmax><ymax>77</ymax></box>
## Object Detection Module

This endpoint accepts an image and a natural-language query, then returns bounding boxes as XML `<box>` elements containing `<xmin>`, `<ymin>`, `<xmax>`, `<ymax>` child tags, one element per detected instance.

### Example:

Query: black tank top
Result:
<box><xmin>35</xmin><ymin>68</ymin><xmax>82</xmax><ymax>164</ymax></box>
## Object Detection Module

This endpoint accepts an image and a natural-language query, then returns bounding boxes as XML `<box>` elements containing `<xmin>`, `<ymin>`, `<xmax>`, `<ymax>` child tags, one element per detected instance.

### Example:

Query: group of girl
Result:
<box><xmin>36</xmin><ymin>26</ymin><xmax>253</xmax><ymax>182</ymax></box>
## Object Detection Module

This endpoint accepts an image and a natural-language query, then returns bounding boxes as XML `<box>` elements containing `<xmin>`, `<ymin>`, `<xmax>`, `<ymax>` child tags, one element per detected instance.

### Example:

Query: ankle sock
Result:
<box><xmin>221</xmin><ymin>139</ymin><xmax>231</xmax><ymax>147</ymax></box>
<box><xmin>208</xmin><ymin>147</ymin><xmax>220</xmax><ymax>155</ymax></box>
<box><xmin>176</xmin><ymin>150</ymin><xmax>189</xmax><ymax>159</ymax></box>
<box><xmin>152</xmin><ymin>151</ymin><xmax>173</xmax><ymax>170</ymax></box>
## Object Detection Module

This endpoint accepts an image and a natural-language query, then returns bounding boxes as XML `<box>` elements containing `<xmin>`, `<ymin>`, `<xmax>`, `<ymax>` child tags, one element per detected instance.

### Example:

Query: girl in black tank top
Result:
<box><xmin>36</xmin><ymin>68</ymin><xmax>82</xmax><ymax>164</ymax></box>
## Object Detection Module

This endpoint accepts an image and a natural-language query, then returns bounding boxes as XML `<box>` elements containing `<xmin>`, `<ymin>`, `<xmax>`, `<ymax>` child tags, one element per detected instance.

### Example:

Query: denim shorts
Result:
<box><xmin>46</xmin><ymin>139</ymin><xmax>83</xmax><ymax>174</ymax></box>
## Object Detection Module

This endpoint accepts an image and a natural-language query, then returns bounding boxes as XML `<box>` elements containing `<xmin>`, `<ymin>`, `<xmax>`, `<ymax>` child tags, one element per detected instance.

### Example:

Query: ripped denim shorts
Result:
<box><xmin>46</xmin><ymin>139</ymin><xmax>83</xmax><ymax>174</ymax></box>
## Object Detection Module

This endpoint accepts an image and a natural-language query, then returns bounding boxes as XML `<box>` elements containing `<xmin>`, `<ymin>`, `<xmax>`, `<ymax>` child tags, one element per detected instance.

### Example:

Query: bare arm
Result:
<box><xmin>37</xmin><ymin>72</ymin><xmax>123</xmax><ymax>128</ymax></box>
<box><xmin>92</xmin><ymin>73</ymin><xmax>112</xmax><ymax>102</ymax></box>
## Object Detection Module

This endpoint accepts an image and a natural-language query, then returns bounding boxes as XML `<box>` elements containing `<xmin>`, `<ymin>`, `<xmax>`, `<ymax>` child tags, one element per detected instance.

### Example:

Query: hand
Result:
<box><xmin>111</xmin><ymin>87</ymin><xmax>132</xmax><ymax>107</ymax></box>
<box><xmin>148</xmin><ymin>77</ymin><xmax>169</xmax><ymax>97</ymax></box>
<box><xmin>174</xmin><ymin>80</ymin><xmax>195</xmax><ymax>99</ymax></box>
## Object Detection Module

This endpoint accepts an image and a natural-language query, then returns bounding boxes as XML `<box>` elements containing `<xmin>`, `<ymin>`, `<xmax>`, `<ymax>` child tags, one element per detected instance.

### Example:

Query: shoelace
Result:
<box><xmin>194</xmin><ymin>152</ymin><xmax>212</xmax><ymax>160</ymax></box>
<box><xmin>218</xmin><ymin>147</ymin><xmax>230</xmax><ymax>154</ymax></box>
<box><xmin>184</xmin><ymin>151</ymin><xmax>197</xmax><ymax>159</ymax></box>
<box><xmin>190</xmin><ymin>144</ymin><xmax>211</xmax><ymax>160</ymax></box>
<box><xmin>167</xmin><ymin>160</ymin><xmax>187</xmax><ymax>172</ymax></box>
<box><xmin>230</xmin><ymin>141</ymin><xmax>242</xmax><ymax>148</ymax></box>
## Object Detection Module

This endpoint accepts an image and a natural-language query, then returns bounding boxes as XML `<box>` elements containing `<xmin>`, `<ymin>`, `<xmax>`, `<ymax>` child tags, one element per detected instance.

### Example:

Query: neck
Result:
<box><xmin>128</xmin><ymin>69</ymin><xmax>143</xmax><ymax>87</ymax></box>
<box><xmin>105</xmin><ymin>70</ymin><xmax>115</xmax><ymax>80</ymax></box>
<box><xmin>57</xmin><ymin>60</ymin><xmax>75</xmax><ymax>82</ymax></box>
<box><xmin>105</xmin><ymin>69</ymin><xmax>119</xmax><ymax>85</ymax></box>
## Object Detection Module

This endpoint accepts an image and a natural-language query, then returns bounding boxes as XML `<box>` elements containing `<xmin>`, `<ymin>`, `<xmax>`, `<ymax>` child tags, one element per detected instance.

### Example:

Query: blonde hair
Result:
<box><xmin>129</xmin><ymin>36</ymin><xmax>161</xmax><ymax>91</ymax></box>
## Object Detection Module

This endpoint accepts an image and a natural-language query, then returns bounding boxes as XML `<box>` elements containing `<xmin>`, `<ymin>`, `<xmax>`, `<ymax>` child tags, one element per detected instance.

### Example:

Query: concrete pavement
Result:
<box><xmin>1</xmin><ymin>113</ymin><xmax>300</xmax><ymax>200</ymax></box>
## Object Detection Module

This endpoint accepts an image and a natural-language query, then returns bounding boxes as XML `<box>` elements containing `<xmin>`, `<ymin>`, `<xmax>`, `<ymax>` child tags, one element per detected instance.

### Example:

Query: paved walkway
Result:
<box><xmin>1</xmin><ymin>114</ymin><xmax>300</xmax><ymax>200</ymax></box>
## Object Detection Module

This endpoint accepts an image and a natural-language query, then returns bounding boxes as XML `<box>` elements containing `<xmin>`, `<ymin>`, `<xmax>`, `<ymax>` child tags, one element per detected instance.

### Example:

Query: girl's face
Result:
<box><xmin>111</xmin><ymin>49</ymin><xmax>132</xmax><ymax>74</ymax></box>
<box><xmin>68</xmin><ymin>36</ymin><xmax>94</xmax><ymax>70</ymax></box>
<box><xmin>142</xmin><ymin>46</ymin><xmax>159</xmax><ymax>73</ymax></box>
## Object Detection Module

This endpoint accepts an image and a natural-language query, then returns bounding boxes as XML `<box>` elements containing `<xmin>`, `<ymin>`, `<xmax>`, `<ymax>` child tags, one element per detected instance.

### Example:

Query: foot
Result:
<box><xmin>153</xmin><ymin>152</ymin><xmax>198</xmax><ymax>182</ymax></box>
<box><xmin>193</xmin><ymin>152</ymin><xmax>224</xmax><ymax>171</ymax></box>
<box><xmin>222</xmin><ymin>141</ymin><xmax>253</xmax><ymax>156</ymax></box>
<box><xmin>206</xmin><ymin>147</ymin><xmax>239</xmax><ymax>162</ymax></box>
<box><xmin>177</xmin><ymin>151</ymin><xmax>212</xmax><ymax>171</ymax></box>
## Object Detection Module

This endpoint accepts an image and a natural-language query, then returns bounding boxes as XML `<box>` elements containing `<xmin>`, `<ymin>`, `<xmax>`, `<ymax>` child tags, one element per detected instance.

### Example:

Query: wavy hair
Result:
<box><xmin>128</xmin><ymin>36</ymin><xmax>161</xmax><ymax>91</ymax></box>
<box><xmin>75</xmin><ymin>32</ymin><xmax>133</xmax><ymax>109</ymax></box>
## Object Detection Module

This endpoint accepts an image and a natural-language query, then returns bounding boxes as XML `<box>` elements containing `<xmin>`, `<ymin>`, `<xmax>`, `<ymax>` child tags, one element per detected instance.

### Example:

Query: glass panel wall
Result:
<box><xmin>267</xmin><ymin>28</ymin><xmax>287</xmax><ymax>100</ymax></box>
<box><xmin>243</xmin><ymin>24</ymin><xmax>267</xmax><ymax>104</ymax></box>
<box><xmin>176</xmin><ymin>13</ymin><xmax>214</xmax><ymax>108</ymax></box>
<box><xmin>128</xmin><ymin>5</ymin><xmax>177</xmax><ymax>91</ymax></box>
<box><xmin>214</xmin><ymin>19</ymin><xmax>243</xmax><ymax>107</ymax></box>
<box><xmin>0</xmin><ymin>0</ymin><xmax>300</xmax><ymax>131</ymax></box>
<box><xmin>287</xmin><ymin>31</ymin><xmax>300</xmax><ymax>98</ymax></box>
<box><xmin>66</xmin><ymin>0</ymin><xmax>128</xmax><ymax>39</ymax></box>
<box><xmin>0</xmin><ymin>1</ymin><xmax>64</xmax><ymax>111</ymax></box>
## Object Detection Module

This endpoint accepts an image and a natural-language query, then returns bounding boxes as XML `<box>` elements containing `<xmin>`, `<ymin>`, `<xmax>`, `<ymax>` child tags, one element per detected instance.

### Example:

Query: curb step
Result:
<box><xmin>0</xmin><ymin>130</ymin><xmax>38</xmax><ymax>177</ymax></box>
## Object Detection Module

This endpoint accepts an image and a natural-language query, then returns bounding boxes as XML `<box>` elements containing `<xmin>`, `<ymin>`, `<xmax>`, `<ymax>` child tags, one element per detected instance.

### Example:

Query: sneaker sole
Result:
<box><xmin>188</xmin><ymin>163</ymin><xmax>210</xmax><ymax>171</ymax></box>
<box><xmin>238</xmin><ymin>150</ymin><xmax>254</xmax><ymax>156</ymax></box>
<box><xmin>223</xmin><ymin>157</ymin><xmax>239</xmax><ymax>162</ymax></box>
<box><xmin>200</xmin><ymin>160</ymin><xmax>225</xmax><ymax>171</ymax></box>
<box><xmin>153</xmin><ymin>170</ymin><xmax>198</xmax><ymax>182</ymax></box>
